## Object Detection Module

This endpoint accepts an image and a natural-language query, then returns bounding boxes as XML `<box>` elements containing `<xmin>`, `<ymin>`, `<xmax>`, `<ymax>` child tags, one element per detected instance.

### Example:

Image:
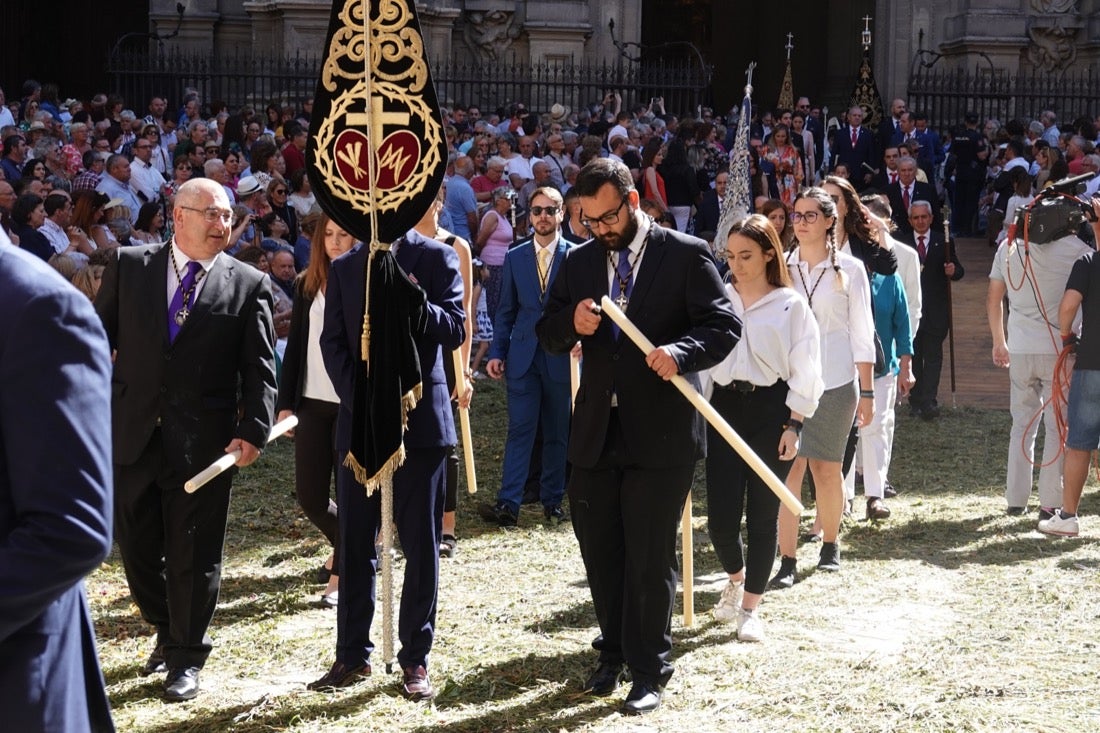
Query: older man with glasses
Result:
<box><xmin>131</xmin><ymin>136</ymin><xmax>168</xmax><ymax>206</ymax></box>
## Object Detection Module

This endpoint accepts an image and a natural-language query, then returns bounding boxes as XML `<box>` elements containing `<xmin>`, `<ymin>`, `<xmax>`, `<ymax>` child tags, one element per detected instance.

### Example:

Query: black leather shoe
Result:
<box><xmin>543</xmin><ymin>505</ymin><xmax>568</xmax><ymax>524</ymax></box>
<box><xmin>477</xmin><ymin>501</ymin><xmax>518</xmax><ymax>527</ymax></box>
<box><xmin>769</xmin><ymin>556</ymin><xmax>797</xmax><ymax>589</ymax></box>
<box><xmin>142</xmin><ymin>644</ymin><xmax>166</xmax><ymax>675</ymax></box>
<box><xmin>583</xmin><ymin>661</ymin><xmax>627</xmax><ymax>696</ymax></box>
<box><xmin>884</xmin><ymin>481</ymin><xmax>898</xmax><ymax>498</ymax></box>
<box><xmin>621</xmin><ymin>680</ymin><xmax>662</xmax><ymax>715</ymax></box>
<box><xmin>307</xmin><ymin>661</ymin><xmax>371</xmax><ymax>691</ymax></box>
<box><xmin>164</xmin><ymin>667</ymin><xmax>200</xmax><ymax>701</ymax></box>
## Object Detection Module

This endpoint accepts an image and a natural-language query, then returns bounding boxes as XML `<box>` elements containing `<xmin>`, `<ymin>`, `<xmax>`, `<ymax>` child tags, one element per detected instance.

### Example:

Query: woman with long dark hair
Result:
<box><xmin>658</xmin><ymin>137</ymin><xmax>700</xmax><ymax>232</ymax></box>
<box><xmin>276</xmin><ymin>212</ymin><xmax>358</xmax><ymax>605</ymax></box>
<box><xmin>640</xmin><ymin>138</ymin><xmax>668</xmax><ymax>209</ymax></box>
<box><xmin>706</xmin><ymin>214</ymin><xmax>822</xmax><ymax>641</ymax></box>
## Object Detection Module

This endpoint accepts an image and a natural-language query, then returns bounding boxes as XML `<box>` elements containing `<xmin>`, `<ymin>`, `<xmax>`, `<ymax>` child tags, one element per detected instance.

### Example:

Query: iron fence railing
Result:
<box><xmin>105</xmin><ymin>48</ymin><xmax>712</xmax><ymax>121</ymax></box>
<box><xmin>907</xmin><ymin>65</ymin><xmax>1100</xmax><ymax>134</ymax></box>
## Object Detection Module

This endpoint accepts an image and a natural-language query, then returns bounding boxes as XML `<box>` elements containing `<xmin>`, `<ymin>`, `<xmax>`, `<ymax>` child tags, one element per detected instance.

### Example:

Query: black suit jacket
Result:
<box><xmin>887</xmin><ymin>181</ymin><xmax>939</xmax><ymax>236</ymax></box>
<box><xmin>900</xmin><ymin>229</ymin><xmax>964</xmax><ymax>334</ymax></box>
<box><xmin>96</xmin><ymin>243</ymin><xmax>277</xmax><ymax>484</ymax></box>
<box><xmin>536</xmin><ymin>222</ymin><xmax>740</xmax><ymax>469</ymax></box>
<box><xmin>695</xmin><ymin>190</ymin><xmax>721</xmax><ymax>235</ymax></box>
<box><xmin>833</xmin><ymin>125</ymin><xmax>876</xmax><ymax>186</ymax></box>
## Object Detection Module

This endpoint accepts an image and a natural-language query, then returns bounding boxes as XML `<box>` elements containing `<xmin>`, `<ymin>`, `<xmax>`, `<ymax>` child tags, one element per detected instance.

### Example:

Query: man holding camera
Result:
<box><xmin>1038</xmin><ymin>200</ymin><xmax>1100</xmax><ymax>537</ymax></box>
<box><xmin>988</xmin><ymin>201</ymin><xmax>1091</xmax><ymax>522</ymax></box>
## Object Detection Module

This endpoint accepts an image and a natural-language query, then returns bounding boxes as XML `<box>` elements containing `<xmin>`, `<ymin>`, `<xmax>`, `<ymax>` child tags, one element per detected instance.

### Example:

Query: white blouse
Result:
<box><xmin>303</xmin><ymin>292</ymin><xmax>340</xmax><ymax>404</ymax></box>
<box><xmin>708</xmin><ymin>285</ymin><xmax>824</xmax><ymax>418</ymax></box>
<box><xmin>787</xmin><ymin>247</ymin><xmax>876</xmax><ymax>390</ymax></box>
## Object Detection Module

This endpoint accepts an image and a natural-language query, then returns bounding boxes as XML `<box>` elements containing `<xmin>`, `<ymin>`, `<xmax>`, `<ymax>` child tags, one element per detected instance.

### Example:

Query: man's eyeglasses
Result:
<box><xmin>789</xmin><ymin>210</ymin><xmax>822</xmax><ymax>224</ymax></box>
<box><xmin>529</xmin><ymin>205</ymin><xmax>559</xmax><ymax>217</ymax></box>
<box><xmin>580</xmin><ymin>196</ymin><xmax>629</xmax><ymax>230</ymax></box>
<box><xmin>179</xmin><ymin>206</ymin><xmax>233</xmax><ymax>224</ymax></box>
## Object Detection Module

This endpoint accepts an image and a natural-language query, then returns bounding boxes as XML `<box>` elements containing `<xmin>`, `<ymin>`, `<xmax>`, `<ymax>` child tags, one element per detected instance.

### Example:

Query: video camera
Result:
<box><xmin>1012</xmin><ymin>171</ymin><xmax>1098</xmax><ymax>244</ymax></box>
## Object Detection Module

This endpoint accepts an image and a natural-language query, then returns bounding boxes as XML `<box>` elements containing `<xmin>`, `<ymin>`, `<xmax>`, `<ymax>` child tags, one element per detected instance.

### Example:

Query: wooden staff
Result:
<box><xmin>680</xmin><ymin>493</ymin><xmax>694</xmax><ymax>627</ymax></box>
<box><xmin>598</xmin><ymin>296</ymin><xmax>804</xmax><ymax>516</ymax></box>
<box><xmin>184</xmin><ymin>415</ymin><xmax>299</xmax><ymax>493</ymax></box>
<box><xmin>569</xmin><ymin>348</ymin><xmax>581</xmax><ymax>409</ymax></box>
<box><xmin>452</xmin><ymin>349</ymin><xmax>477</xmax><ymax>494</ymax></box>
<box><xmin>942</xmin><ymin>203</ymin><xmax>957</xmax><ymax>408</ymax></box>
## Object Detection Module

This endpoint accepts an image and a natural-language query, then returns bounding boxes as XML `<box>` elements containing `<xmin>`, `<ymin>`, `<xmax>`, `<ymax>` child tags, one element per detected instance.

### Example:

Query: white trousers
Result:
<box><xmin>844</xmin><ymin>373</ymin><xmax>897</xmax><ymax>501</ymax></box>
<box><xmin>1006</xmin><ymin>352</ymin><xmax>1063</xmax><ymax>508</ymax></box>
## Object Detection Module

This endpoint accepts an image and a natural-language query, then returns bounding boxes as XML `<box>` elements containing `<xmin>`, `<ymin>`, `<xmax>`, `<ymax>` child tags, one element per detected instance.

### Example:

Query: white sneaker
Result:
<box><xmin>737</xmin><ymin>608</ymin><xmax>765</xmax><ymax>642</ymax></box>
<box><xmin>1038</xmin><ymin>512</ymin><xmax>1080</xmax><ymax>537</ymax></box>
<box><xmin>712</xmin><ymin>581</ymin><xmax>744</xmax><ymax>623</ymax></box>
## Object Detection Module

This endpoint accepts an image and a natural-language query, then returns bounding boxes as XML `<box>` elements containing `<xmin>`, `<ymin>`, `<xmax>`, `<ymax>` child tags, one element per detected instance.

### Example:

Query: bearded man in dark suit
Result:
<box><xmin>537</xmin><ymin>158</ymin><xmax>740</xmax><ymax>715</ymax></box>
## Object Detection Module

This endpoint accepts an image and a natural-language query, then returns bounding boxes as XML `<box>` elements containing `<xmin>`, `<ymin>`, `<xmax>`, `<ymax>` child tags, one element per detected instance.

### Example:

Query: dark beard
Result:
<box><xmin>596</xmin><ymin>211</ymin><xmax>638</xmax><ymax>252</ymax></box>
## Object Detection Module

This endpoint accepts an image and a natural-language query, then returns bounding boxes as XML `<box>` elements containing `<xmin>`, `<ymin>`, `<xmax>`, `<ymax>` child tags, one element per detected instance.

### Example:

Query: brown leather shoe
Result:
<box><xmin>307</xmin><ymin>661</ymin><xmax>371</xmax><ymax>691</ymax></box>
<box><xmin>400</xmin><ymin>665</ymin><xmax>435</xmax><ymax>701</ymax></box>
<box><xmin>866</xmin><ymin>497</ymin><xmax>891</xmax><ymax>520</ymax></box>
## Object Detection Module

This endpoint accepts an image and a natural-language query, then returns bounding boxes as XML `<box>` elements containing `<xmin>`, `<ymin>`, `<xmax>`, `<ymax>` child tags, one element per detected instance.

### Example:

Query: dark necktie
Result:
<box><xmin>902</xmin><ymin>186</ymin><xmax>911</xmax><ymax>213</ymax></box>
<box><xmin>851</xmin><ymin>128</ymin><xmax>858</xmax><ymax>147</ymax></box>
<box><xmin>168</xmin><ymin>260</ymin><xmax>203</xmax><ymax>342</ymax></box>
<box><xmin>610</xmin><ymin>249</ymin><xmax>633</xmax><ymax>338</ymax></box>
<box><xmin>917</xmin><ymin>234</ymin><xmax>927</xmax><ymax>262</ymax></box>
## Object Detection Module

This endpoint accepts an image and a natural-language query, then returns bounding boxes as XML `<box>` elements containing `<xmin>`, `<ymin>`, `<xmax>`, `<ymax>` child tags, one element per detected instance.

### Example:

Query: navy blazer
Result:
<box><xmin>322</xmin><ymin>236</ymin><xmax>466</xmax><ymax>450</ymax></box>
<box><xmin>489</xmin><ymin>235</ymin><xmax>572</xmax><ymax>382</ymax></box>
<box><xmin>0</xmin><ymin>246</ymin><xmax>115</xmax><ymax>732</ymax></box>
<box><xmin>536</xmin><ymin>222</ymin><xmax>740</xmax><ymax>469</ymax></box>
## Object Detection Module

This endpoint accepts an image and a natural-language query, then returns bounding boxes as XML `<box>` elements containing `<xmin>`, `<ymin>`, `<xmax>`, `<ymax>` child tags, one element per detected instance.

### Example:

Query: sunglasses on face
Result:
<box><xmin>529</xmin><ymin>206</ymin><xmax>559</xmax><ymax>217</ymax></box>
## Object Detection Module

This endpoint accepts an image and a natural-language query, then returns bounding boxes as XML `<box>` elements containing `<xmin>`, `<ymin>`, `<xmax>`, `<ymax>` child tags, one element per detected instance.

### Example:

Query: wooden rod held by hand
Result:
<box><xmin>452</xmin><ymin>349</ymin><xmax>477</xmax><ymax>494</ymax></box>
<box><xmin>184</xmin><ymin>415</ymin><xmax>299</xmax><ymax>493</ymax></box>
<box><xmin>598</xmin><ymin>296</ymin><xmax>804</xmax><ymax>516</ymax></box>
<box><xmin>570</xmin><ymin>348</ymin><xmax>581</xmax><ymax>409</ymax></box>
<box><xmin>680</xmin><ymin>492</ymin><xmax>694</xmax><ymax>627</ymax></box>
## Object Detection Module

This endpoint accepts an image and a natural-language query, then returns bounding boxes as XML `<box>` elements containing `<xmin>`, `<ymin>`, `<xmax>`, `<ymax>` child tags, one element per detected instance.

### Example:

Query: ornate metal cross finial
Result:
<box><xmin>861</xmin><ymin>16</ymin><xmax>873</xmax><ymax>50</ymax></box>
<box><xmin>785</xmin><ymin>32</ymin><xmax>794</xmax><ymax>60</ymax></box>
<box><xmin>745</xmin><ymin>61</ymin><xmax>757</xmax><ymax>95</ymax></box>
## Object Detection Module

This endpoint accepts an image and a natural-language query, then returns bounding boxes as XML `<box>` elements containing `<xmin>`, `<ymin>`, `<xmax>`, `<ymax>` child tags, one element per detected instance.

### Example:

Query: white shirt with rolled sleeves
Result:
<box><xmin>707</xmin><ymin>284</ymin><xmax>824</xmax><ymax>418</ymax></box>
<box><xmin>787</xmin><ymin>247</ymin><xmax>877</xmax><ymax>390</ymax></box>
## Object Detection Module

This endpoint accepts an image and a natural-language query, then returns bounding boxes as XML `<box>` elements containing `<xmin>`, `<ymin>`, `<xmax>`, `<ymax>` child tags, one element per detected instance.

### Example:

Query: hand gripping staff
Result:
<box><xmin>184</xmin><ymin>416</ymin><xmax>299</xmax><ymax>493</ymax></box>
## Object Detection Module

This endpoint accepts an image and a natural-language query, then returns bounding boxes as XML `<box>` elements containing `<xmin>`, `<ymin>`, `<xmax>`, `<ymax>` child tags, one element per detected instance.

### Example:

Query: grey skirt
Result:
<box><xmin>798</xmin><ymin>380</ymin><xmax>857</xmax><ymax>462</ymax></box>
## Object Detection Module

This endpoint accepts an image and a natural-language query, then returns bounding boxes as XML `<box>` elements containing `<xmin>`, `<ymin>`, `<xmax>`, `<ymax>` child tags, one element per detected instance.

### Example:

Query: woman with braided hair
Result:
<box><xmin>770</xmin><ymin>187</ymin><xmax>876</xmax><ymax>585</ymax></box>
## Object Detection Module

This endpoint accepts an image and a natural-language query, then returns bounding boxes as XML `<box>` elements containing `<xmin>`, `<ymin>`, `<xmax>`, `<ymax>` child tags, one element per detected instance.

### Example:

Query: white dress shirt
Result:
<box><xmin>708</xmin><ymin>284</ymin><xmax>824</xmax><ymax>417</ymax></box>
<box><xmin>787</xmin><ymin>247</ymin><xmax>876</xmax><ymax>389</ymax></box>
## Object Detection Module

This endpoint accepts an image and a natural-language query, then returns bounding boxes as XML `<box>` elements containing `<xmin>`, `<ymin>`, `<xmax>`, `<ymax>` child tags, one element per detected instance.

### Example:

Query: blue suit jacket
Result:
<box><xmin>323</xmin><ymin>235</ymin><xmax>466</xmax><ymax>451</ymax></box>
<box><xmin>0</xmin><ymin>245</ymin><xmax>115</xmax><ymax>732</ymax></box>
<box><xmin>489</xmin><ymin>235</ymin><xmax>571</xmax><ymax>382</ymax></box>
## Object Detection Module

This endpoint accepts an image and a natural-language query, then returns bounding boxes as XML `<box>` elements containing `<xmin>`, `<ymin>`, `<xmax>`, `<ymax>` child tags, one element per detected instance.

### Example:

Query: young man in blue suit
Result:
<box><xmin>479</xmin><ymin>186</ymin><xmax>574</xmax><ymax>526</ymax></box>
<box><xmin>0</xmin><ymin>238</ymin><xmax>115</xmax><ymax>732</ymax></box>
<box><xmin>537</xmin><ymin>159</ymin><xmax>740</xmax><ymax>715</ymax></box>
<box><xmin>312</xmin><ymin>199</ymin><xmax>466</xmax><ymax>700</ymax></box>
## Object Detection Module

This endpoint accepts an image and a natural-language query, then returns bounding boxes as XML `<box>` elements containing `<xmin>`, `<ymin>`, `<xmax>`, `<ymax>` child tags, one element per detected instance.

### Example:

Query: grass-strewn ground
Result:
<box><xmin>89</xmin><ymin>379</ymin><xmax>1100</xmax><ymax>732</ymax></box>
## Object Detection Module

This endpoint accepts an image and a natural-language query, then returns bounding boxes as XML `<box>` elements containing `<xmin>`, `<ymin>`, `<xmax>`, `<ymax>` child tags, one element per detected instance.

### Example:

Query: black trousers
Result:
<box><xmin>911</xmin><ymin>328</ymin><xmax>946</xmax><ymax>409</ymax></box>
<box><xmin>294</xmin><ymin>398</ymin><xmax>340</xmax><ymax>568</ymax></box>
<box><xmin>705</xmin><ymin>382</ymin><xmax>791</xmax><ymax>596</ymax></box>
<box><xmin>569</xmin><ymin>411</ymin><xmax>693</xmax><ymax>687</ymax></box>
<box><xmin>113</xmin><ymin>431</ymin><xmax>233</xmax><ymax>670</ymax></box>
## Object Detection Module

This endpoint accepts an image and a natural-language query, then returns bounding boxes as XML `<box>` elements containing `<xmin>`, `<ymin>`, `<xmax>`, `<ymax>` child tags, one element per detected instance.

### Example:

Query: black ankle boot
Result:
<box><xmin>817</xmin><ymin>541</ymin><xmax>840</xmax><ymax>571</ymax></box>
<box><xmin>768</xmin><ymin>556</ymin><xmax>797</xmax><ymax>589</ymax></box>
